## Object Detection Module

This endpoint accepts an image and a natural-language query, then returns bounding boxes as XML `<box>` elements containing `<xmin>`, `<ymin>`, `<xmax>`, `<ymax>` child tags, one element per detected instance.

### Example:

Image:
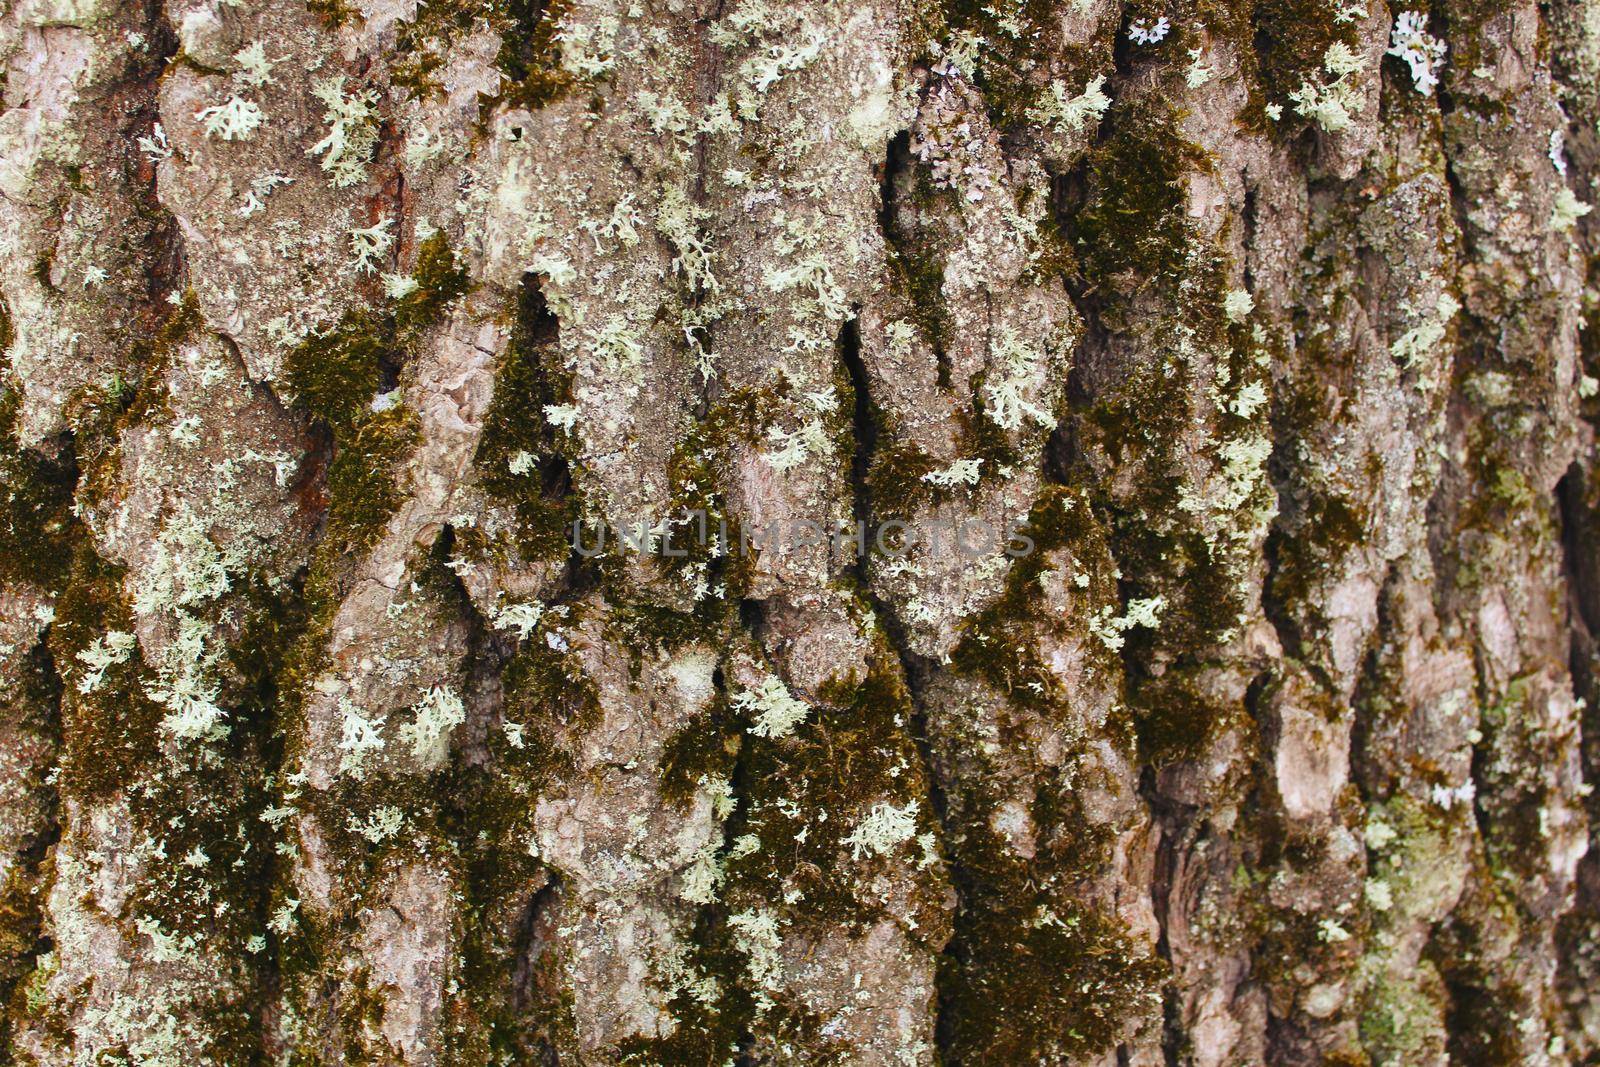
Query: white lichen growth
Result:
<box><xmin>921</xmin><ymin>458</ymin><xmax>983</xmax><ymax>489</ymax></box>
<box><xmin>400</xmin><ymin>686</ymin><xmax>465</xmax><ymax>768</ymax></box>
<box><xmin>381</xmin><ymin>272</ymin><xmax>419</xmax><ymax>299</ymax></box>
<box><xmin>348</xmin><ymin>805</ymin><xmax>405</xmax><ymax>844</ymax></box>
<box><xmin>984</xmin><ymin>327</ymin><xmax>1057</xmax><ymax>432</ymax></box>
<box><xmin>1089</xmin><ymin>596</ymin><xmax>1168</xmax><ymax>651</ymax></box>
<box><xmin>195</xmin><ymin>96</ymin><xmax>265</xmax><ymax>141</ymax></box>
<box><xmin>347</xmin><ymin>219</ymin><xmax>395</xmax><ymax>275</ymax></box>
<box><xmin>1229</xmin><ymin>380</ymin><xmax>1269</xmax><ymax>419</ymax></box>
<box><xmin>1128</xmin><ymin>16</ymin><xmax>1170</xmax><ymax>44</ymax></box>
<box><xmin>680</xmin><ymin>844</ymin><xmax>726</xmax><ymax>904</ymax></box>
<box><xmin>763</xmin><ymin>415</ymin><xmax>831</xmax><ymax>473</ymax></box>
<box><xmin>1365</xmin><ymin>815</ymin><xmax>1397</xmax><ymax>850</ymax></box>
<box><xmin>734</xmin><ymin>674</ymin><xmax>810</xmax><ymax>739</ymax></box>
<box><xmin>1223</xmin><ymin>288</ymin><xmax>1255</xmax><ymax>323</ymax></box>
<box><xmin>308</xmin><ymin>77</ymin><xmax>379</xmax><ymax>188</ymax></box>
<box><xmin>138</xmin><ymin>122</ymin><xmax>171</xmax><ymax>161</ymax></box>
<box><xmin>844</xmin><ymin>800</ymin><xmax>920</xmax><ymax>860</ymax></box>
<box><xmin>1550</xmin><ymin>128</ymin><xmax>1569</xmax><ymax>177</ymax></box>
<box><xmin>337</xmin><ymin>698</ymin><xmax>386</xmax><ymax>779</ymax></box>
<box><xmin>1390</xmin><ymin>292</ymin><xmax>1460</xmax><ymax>365</ymax></box>
<box><xmin>231</xmin><ymin>42</ymin><xmax>279</xmax><ymax>88</ymax></box>
<box><xmin>543</xmin><ymin>403</ymin><xmax>580</xmax><ymax>431</ymax></box>
<box><xmin>1290</xmin><ymin>42</ymin><xmax>1367</xmax><ymax>133</ymax></box>
<box><xmin>492</xmin><ymin>600</ymin><xmax>545</xmax><ymax>641</ymax></box>
<box><xmin>656</xmin><ymin>184</ymin><xmax>719</xmax><ymax>293</ymax></box>
<box><xmin>1551</xmin><ymin>186</ymin><xmax>1593</xmax><ymax>232</ymax></box>
<box><xmin>1387</xmin><ymin>11</ymin><xmax>1446</xmax><ymax>96</ymax></box>
<box><xmin>1028</xmin><ymin>76</ymin><xmax>1110</xmax><ymax>136</ymax></box>
<box><xmin>135</xmin><ymin>506</ymin><xmax>247</xmax><ymax>742</ymax></box>
<box><xmin>556</xmin><ymin>12</ymin><xmax>620</xmax><ymax>77</ymax></box>
<box><xmin>238</xmin><ymin>172</ymin><xmax>293</xmax><ymax>219</ymax></box>
<box><xmin>75</xmin><ymin>630</ymin><xmax>135</xmax><ymax>693</ymax></box>
<box><xmin>728</xmin><ymin>908</ymin><xmax>786</xmax><ymax>1009</ymax></box>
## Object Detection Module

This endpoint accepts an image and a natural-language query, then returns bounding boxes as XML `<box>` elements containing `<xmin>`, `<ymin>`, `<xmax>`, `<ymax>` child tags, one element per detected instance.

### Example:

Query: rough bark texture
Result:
<box><xmin>0</xmin><ymin>0</ymin><xmax>1598</xmax><ymax>1062</ymax></box>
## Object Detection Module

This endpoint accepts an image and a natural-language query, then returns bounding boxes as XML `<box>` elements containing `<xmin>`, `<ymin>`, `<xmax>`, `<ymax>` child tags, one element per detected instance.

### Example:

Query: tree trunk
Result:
<box><xmin>0</xmin><ymin>0</ymin><xmax>1597</xmax><ymax>1062</ymax></box>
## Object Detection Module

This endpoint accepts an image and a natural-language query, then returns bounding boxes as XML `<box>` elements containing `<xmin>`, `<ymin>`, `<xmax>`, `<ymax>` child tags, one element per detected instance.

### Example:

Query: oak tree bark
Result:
<box><xmin>0</xmin><ymin>0</ymin><xmax>1598</xmax><ymax>1062</ymax></box>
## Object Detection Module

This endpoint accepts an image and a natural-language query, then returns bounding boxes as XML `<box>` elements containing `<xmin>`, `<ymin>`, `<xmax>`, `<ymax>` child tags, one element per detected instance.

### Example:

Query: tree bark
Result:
<box><xmin>0</xmin><ymin>0</ymin><xmax>1597</xmax><ymax>1062</ymax></box>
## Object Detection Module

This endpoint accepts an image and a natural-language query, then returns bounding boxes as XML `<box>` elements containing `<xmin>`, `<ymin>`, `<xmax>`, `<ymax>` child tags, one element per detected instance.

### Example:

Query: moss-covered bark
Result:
<box><xmin>0</xmin><ymin>0</ymin><xmax>1598</xmax><ymax>1062</ymax></box>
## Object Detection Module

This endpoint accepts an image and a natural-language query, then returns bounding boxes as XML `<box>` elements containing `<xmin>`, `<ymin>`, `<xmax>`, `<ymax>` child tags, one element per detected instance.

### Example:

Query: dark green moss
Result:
<box><xmin>613</xmin><ymin>917</ymin><xmax>851</xmax><ymax>1066</ymax></box>
<box><xmin>939</xmin><ymin>888</ymin><xmax>1165</xmax><ymax>1062</ymax></box>
<box><xmin>284</xmin><ymin>313</ymin><xmax>389</xmax><ymax>437</ymax></box>
<box><xmin>493</xmin><ymin>615</ymin><xmax>603</xmax><ymax>784</ymax></box>
<box><xmin>884</xmin><ymin>244</ymin><xmax>950</xmax><ymax>362</ymax></box>
<box><xmin>609</xmin><ymin>915</ymin><xmax>756</xmax><ymax>1067</ymax></box>
<box><xmin>1131</xmin><ymin>664</ymin><xmax>1248</xmax><ymax>766</ymax></box>
<box><xmin>46</xmin><ymin>547</ymin><xmax>162</xmax><ymax>799</ymax></box>
<box><xmin>933</xmin><ymin>0</ymin><xmax>1105</xmax><ymax>131</ymax></box>
<box><xmin>1430</xmin><ymin>893</ymin><xmax>1531</xmax><ymax>1067</ymax></box>
<box><xmin>495</xmin><ymin>0</ymin><xmax>577</xmax><ymax>108</ymax></box>
<box><xmin>395</xmin><ymin>233</ymin><xmax>470</xmax><ymax>339</ymax></box>
<box><xmin>474</xmin><ymin>278</ymin><xmax>578</xmax><ymax>564</ymax></box>
<box><xmin>0</xmin><ymin>390</ymin><xmax>77</xmax><ymax>592</ymax></box>
<box><xmin>322</xmin><ymin>404</ymin><xmax>421</xmax><ymax>557</ymax></box>
<box><xmin>658</xmin><ymin>702</ymin><xmax>738</xmax><ymax>810</ymax></box>
<box><xmin>1074</xmin><ymin>102</ymin><xmax>1211</xmax><ymax>294</ymax></box>
<box><xmin>938</xmin><ymin>744</ymin><xmax>1164</xmax><ymax>1062</ymax></box>
<box><xmin>866</xmin><ymin>435</ymin><xmax>943</xmax><ymax>517</ymax></box>
<box><xmin>1247</xmin><ymin>0</ymin><xmax>1360</xmax><ymax>129</ymax></box>
<box><xmin>605</xmin><ymin>592</ymin><xmax>732</xmax><ymax>661</ymax></box>
<box><xmin>713</xmin><ymin>642</ymin><xmax>939</xmax><ymax>938</ymax></box>
<box><xmin>1264</xmin><ymin>492</ymin><xmax>1370</xmax><ymax>652</ymax></box>
<box><xmin>391</xmin><ymin>0</ymin><xmax>576</xmax><ymax>106</ymax></box>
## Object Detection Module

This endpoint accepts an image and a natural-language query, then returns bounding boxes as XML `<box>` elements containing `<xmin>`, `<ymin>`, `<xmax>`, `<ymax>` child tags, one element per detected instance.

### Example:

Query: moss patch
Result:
<box><xmin>474</xmin><ymin>277</ymin><xmax>578</xmax><ymax>564</ymax></box>
<box><xmin>321</xmin><ymin>404</ymin><xmax>421</xmax><ymax>557</ymax></box>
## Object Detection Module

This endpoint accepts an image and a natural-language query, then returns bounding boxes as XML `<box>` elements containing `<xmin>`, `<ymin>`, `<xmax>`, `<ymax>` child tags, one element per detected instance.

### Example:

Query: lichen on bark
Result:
<box><xmin>0</xmin><ymin>0</ymin><xmax>1599</xmax><ymax>1062</ymax></box>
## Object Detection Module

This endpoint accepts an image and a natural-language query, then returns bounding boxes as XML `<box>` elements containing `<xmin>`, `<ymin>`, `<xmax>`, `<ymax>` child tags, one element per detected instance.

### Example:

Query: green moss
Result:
<box><xmin>474</xmin><ymin>278</ymin><xmax>578</xmax><ymax>564</ymax></box>
<box><xmin>0</xmin><ymin>676</ymin><xmax>56</xmax><ymax>1047</ymax></box>
<box><xmin>658</xmin><ymin>702</ymin><xmax>738</xmax><ymax>810</ymax></box>
<box><xmin>1131</xmin><ymin>664</ymin><xmax>1246</xmax><ymax>766</ymax></box>
<box><xmin>496</xmin><ymin>0</ymin><xmax>576</xmax><ymax>108</ymax></box>
<box><xmin>394</xmin><ymin>0</ymin><xmax>577</xmax><ymax>105</ymax></box>
<box><xmin>609</xmin><ymin>915</ymin><xmax>756</xmax><ymax>1067</ymax></box>
<box><xmin>395</xmin><ymin>233</ymin><xmax>470</xmax><ymax>339</ymax></box>
<box><xmin>1264</xmin><ymin>492</ymin><xmax>1369</xmax><ymax>650</ymax></box>
<box><xmin>1074</xmin><ymin>102</ymin><xmax>1210</xmax><ymax>294</ymax></box>
<box><xmin>720</xmin><ymin>640</ymin><xmax>932</xmax><ymax>928</ymax></box>
<box><xmin>949</xmin><ymin>486</ymin><xmax>1112</xmax><ymax>714</ymax></box>
<box><xmin>284</xmin><ymin>313</ymin><xmax>389</xmax><ymax>437</ymax></box>
<box><xmin>938</xmin><ymin>743</ymin><xmax>1164</xmax><ymax>1061</ymax></box>
<box><xmin>934</xmin><ymin>0</ymin><xmax>1100</xmax><ymax>131</ymax></box>
<box><xmin>614</xmin><ymin>917</ymin><xmax>852</xmax><ymax>1066</ymax></box>
<box><xmin>1247</xmin><ymin>0</ymin><xmax>1360</xmax><ymax>127</ymax></box>
<box><xmin>884</xmin><ymin>245</ymin><xmax>950</xmax><ymax>364</ymax></box>
<box><xmin>865</xmin><ymin>435</ymin><xmax>943</xmax><ymax>517</ymax></box>
<box><xmin>47</xmin><ymin>547</ymin><xmax>162</xmax><ymax>799</ymax></box>
<box><xmin>495</xmin><ymin>616</ymin><xmax>602</xmax><ymax>776</ymax></box>
<box><xmin>939</xmin><ymin>887</ymin><xmax>1165</xmax><ymax>1062</ymax></box>
<box><xmin>1051</xmin><ymin>276</ymin><xmax>1259</xmax><ymax>764</ymax></box>
<box><xmin>322</xmin><ymin>404</ymin><xmax>421</xmax><ymax>557</ymax></box>
<box><xmin>607</xmin><ymin>594</ymin><xmax>730</xmax><ymax>659</ymax></box>
<box><xmin>0</xmin><ymin>389</ymin><xmax>77</xmax><ymax>593</ymax></box>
